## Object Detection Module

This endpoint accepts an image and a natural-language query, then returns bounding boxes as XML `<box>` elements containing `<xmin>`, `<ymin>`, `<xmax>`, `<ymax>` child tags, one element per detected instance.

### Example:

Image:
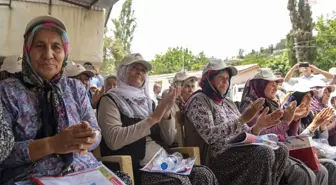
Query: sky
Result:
<box><xmin>107</xmin><ymin>0</ymin><xmax>336</xmax><ymax>60</ymax></box>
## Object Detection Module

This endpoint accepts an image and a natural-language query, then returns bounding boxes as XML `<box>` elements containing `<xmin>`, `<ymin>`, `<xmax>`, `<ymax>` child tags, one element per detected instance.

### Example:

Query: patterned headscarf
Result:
<box><xmin>107</xmin><ymin>63</ymin><xmax>153</xmax><ymax>119</ymax></box>
<box><xmin>199</xmin><ymin>69</ymin><xmax>231</xmax><ymax>104</ymax></box>
<box><xmin>240</xmin><ymin>79</ymin><xmax>279</xmax><ymax>113</ymax></box>
<box><xmin>19</xmin><ymin>22</ymin><xmax>71</xmax><ymax>166</ymax></box>
<box><xmin>311</xmin><ymin>87</ymin><xmax>331</xmax><ymax>113</ymax></box>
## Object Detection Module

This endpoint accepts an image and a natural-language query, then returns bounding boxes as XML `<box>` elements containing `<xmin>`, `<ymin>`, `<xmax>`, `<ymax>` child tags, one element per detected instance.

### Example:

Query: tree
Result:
<box><xmin>101</xmin><ymin>0</ymin><xmax>137</xmax><ymax>74</ymax></box>
<box><xmin>314</xmin><ymin>13</ymin><xmax>336</xmax><ymax>70</ymax></box>
<box><xmin>268</xmin><ymin>45</ymin><xmax>274</xmax><ymax>54</ymax></box>
<box><xmin>100</xmin><ymin>29</ymin><xmax>115</xmax><ymax>74</ymax></box>
<box><xmin>150</xmin><ymin>47</ymin><xmax>209</xmax><ymax>74</ymax></box>
<box><xmin>287</xmin><ymin>0</ymin><xmax>315</xmax><ymax>64</ymax></box>
<box><xmin>286</xmin><ymin>31</ymin><xmax>298</xmax><ymax>66</ymax></box>
<box><xmin>275</xmin><ymin>38</ymin><xmax>287</xmax><ymax>50</ymax></box>
<box><xmin>238</xmin><ymin>48</ymin><xmax>245</xmax><ymax>59</ymax></box>
<box><xmin>267</xmin><ymin>52</ymin><xmax>291</xmax><ymax>76</ymax></box>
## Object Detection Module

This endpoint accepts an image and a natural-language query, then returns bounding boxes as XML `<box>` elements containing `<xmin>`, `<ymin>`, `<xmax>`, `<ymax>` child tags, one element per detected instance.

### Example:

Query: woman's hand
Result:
<box><xmin>91</xmin><ymin>86</ymin><xmax>105</xmax><ymax>108</ymax></box>
<box><xmin>239</xmin><ymin>98</ymin><xmax>265</xmax><ymax>124</ymax></box>
<box><xmin>162</xmin><ymin>88</ymin><xmax>180</xmax><ymax>119</ymax></box>
<box><xmin>320</xmin><ymin>108</ymin><xmax>335</xmax><ymax>132</ymax></box>
<box><xmin>283</xmin><ymin>101</ymin><xmax>297</xmax><ymax>123</ymax></box>
<box><xmin>252</xmin><ymin>108</ymin><xmax>284</xmax><ymax>135</ymax></box>
<box><xmin>147</xmin><ymin>88</ymin><xmax>179</xmax><ymax>126</ymax></box>
<box><xmin>294</xmin><ymin>102</ymin><xmax>309</xmax><ymax>121</ymax></box>
<box><xmin>308</xmin><ymin>108</ymin><xmax>332</xmax><ymax>132</ymax></box>
<box><xmin>48</xmin><ymin>122</ymin><xmax>97</xmax><ymax>154</ymax></box>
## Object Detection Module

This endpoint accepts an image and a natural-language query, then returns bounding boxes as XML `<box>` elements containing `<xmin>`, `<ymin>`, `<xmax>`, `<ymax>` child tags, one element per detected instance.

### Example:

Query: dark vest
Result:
<box><xmin>98</xmin><ymin>94</ymin><xmax>168</xmax><ymax>184</ymax></box>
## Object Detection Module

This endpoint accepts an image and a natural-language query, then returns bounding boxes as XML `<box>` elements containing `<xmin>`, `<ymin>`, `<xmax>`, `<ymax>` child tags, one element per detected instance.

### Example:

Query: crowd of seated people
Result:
<box><xmin>2</xmin><ymin>15</ymin><xmax>336</xmax><ymax>185</ymax></box>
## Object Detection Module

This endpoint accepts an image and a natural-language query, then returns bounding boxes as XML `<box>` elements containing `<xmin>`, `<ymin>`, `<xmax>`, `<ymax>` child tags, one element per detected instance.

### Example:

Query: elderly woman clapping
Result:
<box><xmin>98</xmin><ymin>53</ymin><xmax>218</xmax><ymax>185</ymax></box>
<box><xmin>0</xmin><ymin>16</ymin><xmax>130</xmax><ymax>184</ymax></box>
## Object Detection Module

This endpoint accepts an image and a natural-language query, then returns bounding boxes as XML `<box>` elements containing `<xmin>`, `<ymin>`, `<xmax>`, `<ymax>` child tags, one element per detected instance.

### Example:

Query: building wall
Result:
<box><xmin>147</xmin><ymin>66</ymin><xmax>260</xmax><ymax>98</ymax></box>
<box><xmin>0</xmin><ymin>0</ymin><xmax>105</xmax><ymax>66</ymax></box>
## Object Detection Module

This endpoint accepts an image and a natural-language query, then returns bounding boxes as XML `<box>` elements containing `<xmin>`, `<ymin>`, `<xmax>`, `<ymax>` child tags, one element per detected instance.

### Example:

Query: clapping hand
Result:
<box><xmin>283</xmin><ymin>101</ymin><xmax>297</xmax><ymax>123</ymax></box>
<box><xmin>49</xmin><ymin>122</ymin><xmax>98</xmax><ymax>155</ymax></box>
<box><xmin>240</xmin><ymin>98</ymin><xmax>265</xmax><ymax>124</ymax></box>
<box><xmin>309</xmin><ymin>108</ymin><xmax>333</xmax><ymax>132</ymax></box>
<box><xmin>253</xmin><ymin>108</ymin><xmax>284</xmax><ymax>135</ymax></box>
<box><xmin>148</xmin><ymin>88</ymin><xmax>179</xmax><ymax>126</ymax></box>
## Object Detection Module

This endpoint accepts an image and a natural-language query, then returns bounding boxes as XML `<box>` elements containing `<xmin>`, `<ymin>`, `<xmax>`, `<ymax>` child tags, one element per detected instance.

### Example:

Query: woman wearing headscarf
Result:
<box><xmin>0</xmin><ymin>16</ymin><xmax>130</xmax><ymax>184</ymax></box>
<box><xmin>240</xmin><ymin>68</ymin><xmax>299</xmax><ymax>139</ymax></box>
<box><xmin>184</xmin><ymin>59</ymin><xmax>288</xmax><ymax>185</ymax></box>
<box><xmin>240</xmin><ymin>70</ymin><xmax>330</xmax><ymax>185</ymax></box>
<box><xmin>309</xmin><ymin>86</ymin><xmax>336</xmax><ymax>147</ymax></box>
<box><xmin>167</xmin><ymin>71</ymin><xmax>198</xmax><ymax>147</ymax></box>
<box><xmin>281</xmin><ymin>84</ymin><xmax>336</xmax><ymax>185</ymax></box>
<box><xmin>97</xmin><ymin>53</ymin><xmax>218</xmax><ymax>185</ymax></box>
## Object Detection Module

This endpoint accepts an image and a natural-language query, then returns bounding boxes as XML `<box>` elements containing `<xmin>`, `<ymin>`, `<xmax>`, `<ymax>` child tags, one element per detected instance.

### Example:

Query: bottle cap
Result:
<box><xmin>161</xmin><ymin>162</ymin><xmax>168</xmax><ymax>170</ymax></box>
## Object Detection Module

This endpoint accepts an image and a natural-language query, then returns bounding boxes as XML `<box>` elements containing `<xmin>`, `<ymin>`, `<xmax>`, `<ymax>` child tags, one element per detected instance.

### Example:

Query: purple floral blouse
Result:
<box><xmin>0</xmin><ymin>77</ymin><xmax>101</xmax><ymax>183</ymax></box>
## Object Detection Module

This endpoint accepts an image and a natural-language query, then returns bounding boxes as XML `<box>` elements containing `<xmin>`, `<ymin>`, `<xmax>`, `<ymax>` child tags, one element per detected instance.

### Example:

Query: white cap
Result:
<box><xmin>90</xmin><ymin>84</ymin><xmax>98</xmax><ymax>89</ymax></box>
<box><xmin>173</xmin><ymin>71</ymin><xmax>198</xmax><ymax>83</ymax></box>
<box><xmin>121</xmin><ymin>53</ymin><xmax>152</xmax><ymax>71</ymax></box>
<box><xmin>253</xmin><ymin>68</ymin><xmax>283</xmax><ymax>82</ymax></box>
<box><xmin>66</xmin><ymin>64</ymin><xmax>94</xmax><ymax>78</ymax></box>
<box><xmin>25</xmin><ymin>15</ymin><xmax>66</xmax><ymax>36</ymax></box>
<box><xmin>329</xmin><ymin>67</ymin><xmax>336</xmax><ymax>75</ymax></box>
<box><xmin>203</xmin><ymin>59</ymin><xmax>238</xmax><ymax>76</ymax></box>
<box><xmin>287</xmin><ymin>83</ymin><xmax>318</xmax><ymax>95</ymax></box>
<box><xmin>1</xmin><ymin>55</ymin><xmax>22</xmax><ymax>73</ymax></box>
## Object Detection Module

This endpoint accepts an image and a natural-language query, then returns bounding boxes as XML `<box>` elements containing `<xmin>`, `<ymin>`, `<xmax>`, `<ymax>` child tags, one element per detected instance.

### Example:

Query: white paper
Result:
<box><xmin>32</xmin><ymin>165</ymin><xmax>125</xmax><ymax>185</ymax></box>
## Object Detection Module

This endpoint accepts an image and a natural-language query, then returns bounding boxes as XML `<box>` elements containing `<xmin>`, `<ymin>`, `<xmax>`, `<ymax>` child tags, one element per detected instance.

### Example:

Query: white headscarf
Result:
<box><xmin>107</xmin><ymin>64</ymin><xmax>152</xmax><ymax>119</ymax></box>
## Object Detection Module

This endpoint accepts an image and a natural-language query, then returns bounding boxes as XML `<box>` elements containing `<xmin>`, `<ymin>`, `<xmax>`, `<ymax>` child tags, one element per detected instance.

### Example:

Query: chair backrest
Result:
<box><xmin>184</xmin><ymin>116</ymin><xmax>211</xmax><ymax>166</ymax></box>
<box><xmin>174</xmin><ymin>111</ymin><xmax>185</xmax><ymax>147</ymax></box>
<box><xmin>93</xmin><ymin>145</ymin><xmax>101</xmax><ymax>159</ymax></box>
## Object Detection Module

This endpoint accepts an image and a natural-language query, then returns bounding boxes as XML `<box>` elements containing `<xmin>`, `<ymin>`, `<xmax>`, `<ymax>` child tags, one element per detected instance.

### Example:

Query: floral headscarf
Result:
<box><xmin>199</xmin><ymin>69</ymin><xmax>231</xmax><ymax>104</ymax></box>
<box><xmin>311</xmin><ymin>87</ymin><xmax>332</xmax><ymax>113</ymax></box>
<box><xmin>240</xmin><ymin>79</ymin><xmax>279</xmax><ymax>113</ymax></box>
<box><xmin>18</xmin><ymin>22</ymin><xmax>71</xmax><ymax>166</ymax></box>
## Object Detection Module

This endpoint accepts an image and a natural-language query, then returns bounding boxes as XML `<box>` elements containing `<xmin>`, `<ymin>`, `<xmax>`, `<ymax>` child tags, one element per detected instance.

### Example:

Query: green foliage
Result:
<box><xmin>101</xmin><ymin>0</ymin><xmax>137</xmax><ymax>74</ymax></box>
<box><xmin>287</xmin><ymin>0</ymin><xmax>315</xmax><ymax>63</ymax></box>
<box><xmin>150</xmin><ymin>47</ymin><xmax>209</xmax><ymax>74</ymax></box>
<box><xmin>286</xmin><ymin>31</ymin><xmax>298</xmax><ymax>66</ymax></box>
<box><xmin>267</xmin><ymin>52</ymin><xmax>291</xmax><ymax>76</ymax></box>
<box><xmin>314</xmin><ymin>13</ymin><xmax>336</xmax><ymax>70</ymax></box>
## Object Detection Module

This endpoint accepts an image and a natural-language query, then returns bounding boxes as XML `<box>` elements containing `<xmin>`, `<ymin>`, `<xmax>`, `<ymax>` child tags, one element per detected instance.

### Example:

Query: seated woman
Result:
<box><xmin>184</xmin><ymin>59</ymin><xmax>288</xmax><ymax>185</ymax></box>
<box><xmin>66</xmin><ymin>63</ymin><xmax>104</xmax><ymax>109</ymax></box>
<box><xmin>240</xmin><ymin>70</ymin><xmax>333</xmax><ymax>185</ymax></box>
<box><xmin>169</xmin><ymin>71</ymin><xmax>198</xmax><ymax>147</ymax></box>
<box><xmin>97</xmin><ymin>53</ymin><xmax>218</xmax><ymax>185</ymax></box>
<box><xmin>0</xmin><ymin>16</ymin><xmax>130</xmax><ymax>184</ymax></box>
<box><xmin>309</xmin><ymin>86</ymin><xmax>336</xmax><ymax>146</ymax></box>
<box><xmin>104</xmin><ymin>75</ymin><xmax>117</xmax><ymax>92</ymax></box>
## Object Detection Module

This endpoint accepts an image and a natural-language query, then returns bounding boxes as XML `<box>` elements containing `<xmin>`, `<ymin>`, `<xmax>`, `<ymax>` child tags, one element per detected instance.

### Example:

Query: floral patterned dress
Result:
<box><xmin>185</xmin><ymin>92</ymin><xmax>288</xmax><ymax>185</ymax></box>
<box><xmin>0</xmin><ymin>77</ymin><xmax>130</xmax><ymax>184</ymax></box>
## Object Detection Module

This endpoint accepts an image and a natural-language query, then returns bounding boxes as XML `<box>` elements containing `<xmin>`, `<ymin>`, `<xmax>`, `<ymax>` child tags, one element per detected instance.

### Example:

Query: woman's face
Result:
<box><xmin>181</xmin><ymin>80</ymin><xmax>196</xmax><ymax>101</ymax></box>
<box><xmin>105</xmin><ymin>78</ymin><xmax>117</xmax><ymax>92</ymax></box>
<box><xmin>264</xmin><ymin>81</ymin><xmax>278</xmax><ymax>99</ymax></box>
<box><xmin>301</xmin><ymin>93</ymin><xmax>313</xmax><ymax>109</ymax></box>
<box><xmin>127</xmin><ymin>63</ymin><xmax>147</xmax><ymax>88</ymax></box>
<box><xmin>77</xmin><ymin>73</ymin><xmax>90</xmax><ymax>89</ymax></box>
<box><xmin>321</xmin><ymin>88</ymin><xmax>331</xmax><ymax>105</ymax></box>
<box><xmin>213</xmin><ymin>70</ymin><xmax>230</xmax><ymax>95</ymax></box>
<box><xmin>29</xmin><ymin>29</ymin><xmax>65</xmax><ymax>80</ymax></box>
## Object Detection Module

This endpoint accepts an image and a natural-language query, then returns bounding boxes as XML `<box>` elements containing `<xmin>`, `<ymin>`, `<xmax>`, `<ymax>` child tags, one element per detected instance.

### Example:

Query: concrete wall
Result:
<box><xmin>0</xmin><ymin>0</ymin><xmax>105</xmax><ymax>66</ymax></box>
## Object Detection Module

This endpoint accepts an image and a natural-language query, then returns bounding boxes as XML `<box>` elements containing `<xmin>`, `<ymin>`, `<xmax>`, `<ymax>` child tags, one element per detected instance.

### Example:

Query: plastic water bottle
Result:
<box><xmin>157</xmin><ymin>152</ymin><xmax>183</xmax><ymax>171</ymax></box>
